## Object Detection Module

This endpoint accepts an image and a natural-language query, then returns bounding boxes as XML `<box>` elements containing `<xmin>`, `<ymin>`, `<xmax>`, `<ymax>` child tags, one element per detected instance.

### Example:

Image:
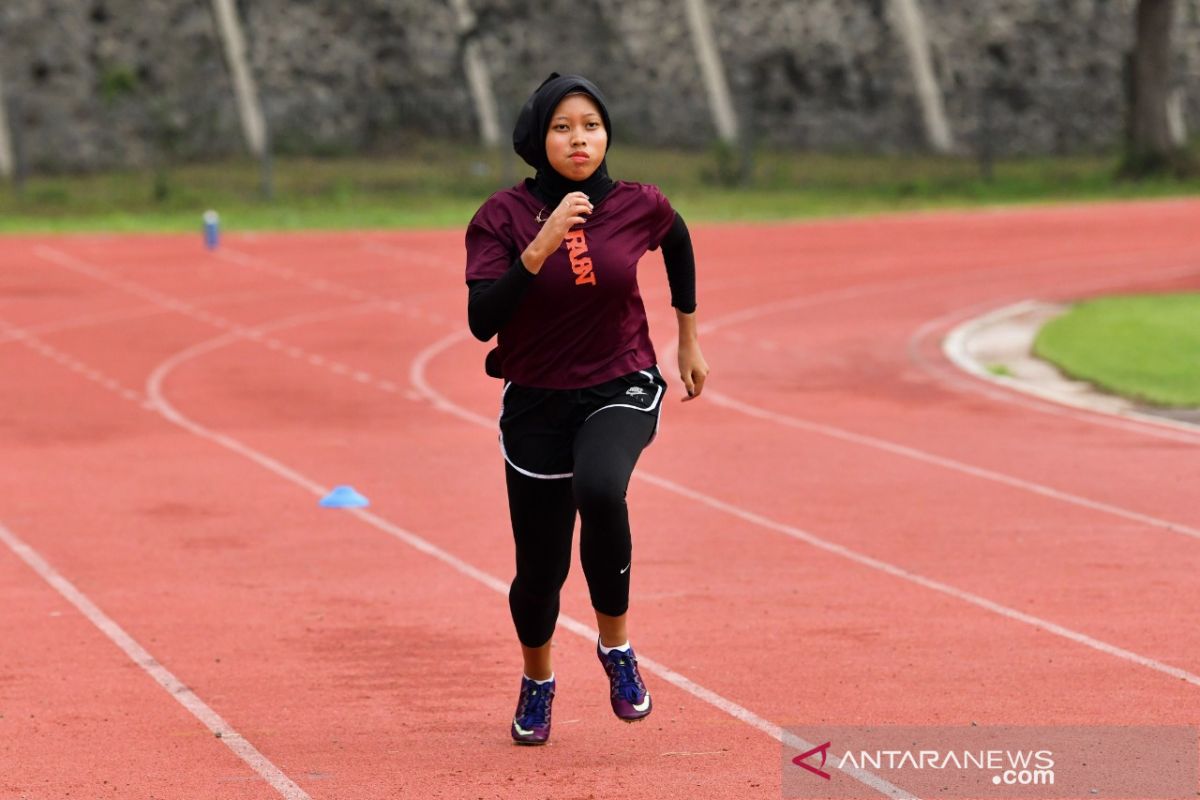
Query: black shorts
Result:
<box><xmin>499</xmin><ymin>365</ymin><xmax>667</xmax><ymax>479</ymax></box>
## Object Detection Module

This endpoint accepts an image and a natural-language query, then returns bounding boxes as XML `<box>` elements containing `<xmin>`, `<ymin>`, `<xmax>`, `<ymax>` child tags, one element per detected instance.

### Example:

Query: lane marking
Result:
<box><xmin>47</xmin><ymin>237</ymin><xmax>1200</xmax><ymax>545</ymax></box>
<box><xmin>908</xmin><ymin>277</ymin><xmax>1200</xmax><ymax>446</ymax></box>
<box><xmin>29</xmin><ymin>247</ymin><xmax>427</xmax><ymax>407</ymax></box>
<box><xmin>33</xmin><ymin>239</ymin><xmax>1200</xmax><ymax>541</ymax></box>
<box><xmin>411</xmin><ymin>328</ymin><xmax>1200</xmax><ymax>689</ymax></box>
<box><xmin>0</xmin><ymin>287</ymin><xmax>306</xmax><ymax>347</ymax></box>
<box><xmin>0</xmin><ymin>521</ymin><xmax>311</xmax><ymax>800</ymax></box>
<box><xmin>0</xmin><ymin>317</ymin><xmax>156</xmax><ymax>411</ymax></box>
<box><xmin>666</xmin><ymin>253</ymin><xmax>1200</xmax><ymax>447</ymax></box>
<box><xmin>29</xmin><ymin>239</ymin><xmax>1200</xmax><ymax>704</ymax></box>
<box><xmin>942</xmin><ymin>299</ymin><xmax>1200</xmax><ymax>437</ymax></box>
<box><xmin>701</xmin><ymin>387</ymin><xmax>1200</xmax><ymax>541</ymax></box>
<box><xmin>139</xmin><ymin>312</ymin><xmax>916</xmax><ymax>799</ymax></box>
<box><xmin>15</xmin><ymin>226</ymin><xmax>1199</xmax><ymax>792</ymax></box>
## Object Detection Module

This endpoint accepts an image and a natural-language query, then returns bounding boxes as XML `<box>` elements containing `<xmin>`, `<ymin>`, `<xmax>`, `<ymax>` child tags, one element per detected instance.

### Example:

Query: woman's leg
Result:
<box><xmin>571</xmin><ymin>408</ymin><xmax>657</xmax><ymax>639</ymax></box>
<box><xmin>504</xmin><ymin>462</ymin><xmax>577</xmax><ymax>679</ymax></box>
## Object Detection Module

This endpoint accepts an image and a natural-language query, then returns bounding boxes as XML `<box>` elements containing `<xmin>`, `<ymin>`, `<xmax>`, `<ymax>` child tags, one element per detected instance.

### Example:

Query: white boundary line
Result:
<box><xmin>139</xmin><ymin>311</ymin><xmax>916</xmax><ymax>799</ymax></box>
<box><xmin>650</xmin><ymin>259</ymin><xmax>1200</xmax><ymax>539</ymax></box>
<box><xmin>904</xmin><ymin>267</ymin><xmax>1200</xmax><ymax>446</ymax></box>
<box><xmin>907</xmin><ymin>307</ymin><xmax>1200</xmax><ymax>447</ymax></box>
<box><xmin>411</xmin><ymin>328</ymin><xmax>1200</xmax><ymax>689</ymax></box>
<box><xmin>26</xmin><ymin>241</ymin><xmax>1200</xmax><ymax>705</ymax></box>
<box><xmin>204</xmin><ymin>243</ymin><xmax>1200</xmax><ymax>533</ymax></box>
<box><xmin>662</xmin><ymin>292</ymin><xmax>1200</xmax><ymax>542</ymax></box>
<box><xmin>943</xmin><ymin>299</ymin><xmax>1200</xmax><ymax>437</ymax></box>
<box><xmin>665</xmin><ymin>255</ymin><xmax>1200</xmax><ymax>447</ymax></box>
<box><xmin>700</xmin><ymin>387</ymin><xmax>1200</xmax><ymax>541</ymax></box>
<box><xmin>0</xmin><ymin>287</ymin><xmax>314</xmax><ymax>347</ymax></box>
<box><xmin>30</xmin><ymin>239</ymin><xmax>1200</xmax><ymax>537</ymax></box>
<box><xmin>0</xmin><ymin>521</ymin><xmax>311</xmax><ymax>800</ymax></box>
<box><xmin>15</xmin><ymin>231</ymin><xmax>1200</xmax><ymax>792</ymax></box>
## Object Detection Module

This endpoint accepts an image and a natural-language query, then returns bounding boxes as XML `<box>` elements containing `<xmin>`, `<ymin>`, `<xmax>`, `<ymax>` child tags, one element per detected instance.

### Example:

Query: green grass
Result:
<box><xmin>1034</xmin><ymin>294</ymin><xmax>1200</xmax><ymax>407</ymax></box>
<box><xmin>2</xmin><ymin>140</ymin><xmax>1199</xmax><ymax>233</ymax></box>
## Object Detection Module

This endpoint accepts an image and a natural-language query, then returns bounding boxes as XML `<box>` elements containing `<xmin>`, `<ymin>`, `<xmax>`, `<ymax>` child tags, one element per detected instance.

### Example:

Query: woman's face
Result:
<box><xmin>544</xmin><ymin>93</ymin><xmax>608</xmax><ymax>181</ymax></box>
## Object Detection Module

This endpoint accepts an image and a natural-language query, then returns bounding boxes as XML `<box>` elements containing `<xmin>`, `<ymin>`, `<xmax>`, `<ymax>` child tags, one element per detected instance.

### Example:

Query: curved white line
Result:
<box><xmin>667</xmin><ymin>249</ymin><xmax>1200</xmax><ymax>445</ymax></box>
<box><xmin>662</xmin><ymin>279</ymin><xmax>1200</xmax><ymax>540</ymax></box>
<box><xmin>943</xmin><ymin>299</ymin><xmax>1200</xmax><ymax>436</ymax></box>
<box><xmin>407</xmin><ymin>349</ymin><xmax>913</xmax><ymax>795</ymax></box>
<box><xmin>142</xmin><ymin>301</ymin><xmax>916</xmax><ymax>796</ymax></box>
<box><xmin>498</xmin><ymin>382</ymin><xmax>574</xmax><ymax>480</ymax></box>
<box><xmin>906</xmin><ymin>262</ymin><xmax>1200</xmax><ymax>446</ymax></box>
<box><xmin>20</xmin><ymin>236</ymin><xmax>1200</xmax><ymax>792</ymax></box>
<box><xmin>410</xmin><ymin>328</ymin><xmax>1200</xmax><ymax>691</ymax></box>
<box><xmin>42</xmin><ymin>233</ymin><xmax>1200</xmax><ymax>724</ymax></box>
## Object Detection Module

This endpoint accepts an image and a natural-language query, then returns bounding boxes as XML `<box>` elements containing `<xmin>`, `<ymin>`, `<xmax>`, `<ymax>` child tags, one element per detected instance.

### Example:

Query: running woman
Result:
<box><xmin>464</xmin><ymin>73</ymin><xmax>708</xmax><ymax>745</ymax></box>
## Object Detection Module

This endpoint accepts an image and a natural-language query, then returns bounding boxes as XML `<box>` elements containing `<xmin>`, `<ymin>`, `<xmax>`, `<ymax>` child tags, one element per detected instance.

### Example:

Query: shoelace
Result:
<box><xmin>518</xmin><ymin>683</ymin><xmax>552</xmax><ymax>725</ymax></box>
<box><xmin>605</xmin><ymin>653</ymin><xmax>644</xmax><ymax>702</ymax></box>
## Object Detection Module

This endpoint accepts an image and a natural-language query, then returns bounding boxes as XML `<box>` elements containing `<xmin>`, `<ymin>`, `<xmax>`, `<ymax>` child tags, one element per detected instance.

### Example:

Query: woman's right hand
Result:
<box><xmin>520</xmin><ymin>191</ymin><xmax>593</xmax><ymax>274</ymax></box>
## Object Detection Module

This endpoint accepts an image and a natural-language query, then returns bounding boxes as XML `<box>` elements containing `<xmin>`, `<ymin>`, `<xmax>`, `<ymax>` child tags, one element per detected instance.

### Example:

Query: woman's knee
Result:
<box><xmin>512</xmin><ymin>561</ymin><xmax>570</xmax><ymax>598</ymax></box>
<box><xmin>572</xmin><ymin>471</ymin><xmax>627</xmax><ymax>516</ymax></box>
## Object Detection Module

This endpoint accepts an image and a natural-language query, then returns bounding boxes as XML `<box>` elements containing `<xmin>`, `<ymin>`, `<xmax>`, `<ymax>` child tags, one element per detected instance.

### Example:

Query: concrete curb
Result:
<box><xmin>943</xmin><ymin>299</ymin><xmax>1200</xmax><ymax>434</ymax></box>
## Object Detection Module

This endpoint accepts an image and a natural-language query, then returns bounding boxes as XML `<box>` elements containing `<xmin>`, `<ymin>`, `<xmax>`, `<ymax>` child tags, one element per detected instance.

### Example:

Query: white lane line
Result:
<box><xmin>141</xmin><ymin>313</ymin><xmax>915</xmax><ymax>800</ymax></box>
<box><xmin>410</xmin><ymin>328</ymin><xmax>1200</xmax><ymax>689</ymax></box>
<box><xmin>0</xmin><ymin>317</ymin><xmax>155</xmax><ymax>411</ymax></box>
<box><xmin>691</xmin><ymin>243</ymin><xmax>1192</xmax><ymax>339</ymax></box>
<box><xmin>942</xmin><ymin>299</ymin><xmax>1200</xmax><ymax>437</ymax></box>
<box><xmin>218</xmin><ymin>237</ymin><xmax>1200</xmax><ymax>542</ymax></box>
<box><xmin>0</xmin><ymin>522</ymin><xmax>311</xmax><ymax>800</ymax></box>
<box><xmin>208</xmin><ymin>220</ymin><xmax>1200</xmax><ymax>551</ymax></box>
<box><xmin>0</xmin><ymin>304</ymin><xmax>404</xmax><ymax>794</ymax></box>
<box><xmin>29</xmin><ymin>247</ymin><xmax>414</xmax><ymax>403</ymax></box>
<box><xmin>3</xmin><ymin>301</ymin><xmax>390</xmax><ymax>419</ymax></box>
<box><xmin>0</xmin><ymin>307</ymin><xmax>178</xmax><ymax>347</ymax></box>
<box><xmin>907</xmin><ymin>274</ymin><xmax>1200</xmax><ymax>447</ymax></box>
<box><xmin>355</xmin><ymin>240</ymin><xmax>461</xmax><ymax>273</ymax></box>
<box><xmin>217</xmin><ymin>249</ymin><xmax>371</xmax><ymax>302</ymax></box>
<box><xmin>656</xmin><ymin>259</ymin><xmax>1200</xmax><ymax>539</ymax></box>
<box><xmin>701</xmin><ymin>388</ymin><xmax>1200</xmax><ymax>542</ymax></box>
<box><xmin>666</xmin><ymin>251</ymin><xmax>1200</xmax><ymax>447</ymax></box>
<box><xmin>29</xmin><ymin>243</ymin><xmax>1200</xmax><ymax>537</ymax></box>
<box><xmin>38</xmin><ymin>240</ymin><xmax>1200</xmax><ymax>697</ymax></box>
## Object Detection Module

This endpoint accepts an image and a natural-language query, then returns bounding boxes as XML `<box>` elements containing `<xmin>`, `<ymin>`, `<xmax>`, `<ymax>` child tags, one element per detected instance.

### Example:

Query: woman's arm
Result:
<box><xmin>661</xmin><ymin>213</ymin><xmax>708</xmax><ymax>400</ymax></box>
<box><xmin>675</xmin><ymin>309</ymin><xmax>709</xmax><ymax>401</ymax></box>
<box><xmin>465</xmin><ymin>191</ymin><xmax>595</xmax><ymax>341</ymax></box>
<box><xmin>467</xmin><ymin>259</ymin><xmax>536</xmax><ymax>342</ymax></box>
<box><xmin>660</xmin><ymin>213</ymin><xmax>696</xmax><ymax>313</ymax></box>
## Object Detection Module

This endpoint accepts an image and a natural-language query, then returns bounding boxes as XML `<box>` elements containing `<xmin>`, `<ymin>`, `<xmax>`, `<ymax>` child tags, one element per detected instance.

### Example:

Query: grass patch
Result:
<box><xmin>1034</xmin><ymin>293</ymin><xmax>1200</xmax><ymax>407</ymax></box>
<box><xmin>1</xmin><ymin>141</ymin><xmax>1199</xmax><ymax>233</ymax></box>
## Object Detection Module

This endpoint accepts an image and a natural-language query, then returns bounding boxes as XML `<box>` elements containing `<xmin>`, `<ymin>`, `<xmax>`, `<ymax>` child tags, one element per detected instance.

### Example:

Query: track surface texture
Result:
<box><xmin>1</xmin><ymin>198</ymin><xmax>1198</xmax><ymax>799</ymax></box>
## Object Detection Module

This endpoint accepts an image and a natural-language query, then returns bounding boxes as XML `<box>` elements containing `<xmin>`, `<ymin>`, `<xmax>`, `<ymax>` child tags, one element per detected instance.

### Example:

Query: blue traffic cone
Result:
<box><xmin>319</xmin><ymin>485</ymin><xmax>369</xmax><ymax>508</ymax></box>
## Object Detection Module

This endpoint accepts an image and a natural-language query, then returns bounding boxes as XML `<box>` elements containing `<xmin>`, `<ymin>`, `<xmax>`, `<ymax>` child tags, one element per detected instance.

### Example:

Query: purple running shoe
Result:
<box><xmin>597</xmin><ymin>642</ymin><xmax>652</xmax><ymax>722</ymax></box>
<box><xmin>511</xmin><ymin>676</ymin><xmax>555</xmax><ymax>745</ymax></box>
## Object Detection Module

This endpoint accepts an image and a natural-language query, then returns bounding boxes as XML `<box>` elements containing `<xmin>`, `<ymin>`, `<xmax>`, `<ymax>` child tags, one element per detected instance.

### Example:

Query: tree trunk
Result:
<box><xmin>1124</xmin><ymin>0</ymin><xmax>1192</xmax><ymax>176</ymax></box>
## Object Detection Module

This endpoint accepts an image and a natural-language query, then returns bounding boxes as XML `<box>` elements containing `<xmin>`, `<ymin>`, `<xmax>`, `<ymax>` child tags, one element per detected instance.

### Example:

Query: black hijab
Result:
<box><xmin>512</xmin><ymin>72</ymin><xmax>615</xmax><ymax>207</ymax></box>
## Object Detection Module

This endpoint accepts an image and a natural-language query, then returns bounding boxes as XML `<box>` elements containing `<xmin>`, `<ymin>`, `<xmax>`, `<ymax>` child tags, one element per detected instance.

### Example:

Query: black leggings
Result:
<box><xmin>506</xmin><ymin>407</ymin><xmax>657</xmax><ymax>648</ymax></box>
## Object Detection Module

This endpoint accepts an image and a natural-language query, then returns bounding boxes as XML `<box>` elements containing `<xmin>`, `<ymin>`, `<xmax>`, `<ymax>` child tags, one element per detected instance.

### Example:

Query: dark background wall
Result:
<box><xmin>1</xmin><ymin>0</ymin><xmax>1197</xmax><ymax>171</ymax></box>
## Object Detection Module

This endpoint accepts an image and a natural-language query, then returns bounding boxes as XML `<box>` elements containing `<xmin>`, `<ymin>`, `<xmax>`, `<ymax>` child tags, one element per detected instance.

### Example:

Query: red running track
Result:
<box><xmin>1</xmin><ymin>198</ymin><xmax>1198</xmax><ymax>799</ymax></box>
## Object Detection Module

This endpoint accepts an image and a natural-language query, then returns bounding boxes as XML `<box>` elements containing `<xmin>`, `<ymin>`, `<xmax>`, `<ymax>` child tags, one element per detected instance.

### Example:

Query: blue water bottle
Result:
<box><xmin>203</xmin><ymin>210</ymin><xmax>220</xmax><ymax>250</ymax></box>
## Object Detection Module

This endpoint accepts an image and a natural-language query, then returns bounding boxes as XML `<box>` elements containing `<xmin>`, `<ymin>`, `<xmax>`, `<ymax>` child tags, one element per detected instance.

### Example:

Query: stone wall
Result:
<box><xmin>0</xmin><ymin>0</ymin><xmax>1197</xmax><ymax>171</ymax></box>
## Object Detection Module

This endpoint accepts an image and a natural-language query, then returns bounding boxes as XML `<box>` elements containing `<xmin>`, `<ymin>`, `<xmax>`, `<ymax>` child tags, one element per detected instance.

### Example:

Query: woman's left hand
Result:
<box><xmin>677</xmin><ymin>340</ymin><xmax>709</xmax><ymax>402</ymax></box>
